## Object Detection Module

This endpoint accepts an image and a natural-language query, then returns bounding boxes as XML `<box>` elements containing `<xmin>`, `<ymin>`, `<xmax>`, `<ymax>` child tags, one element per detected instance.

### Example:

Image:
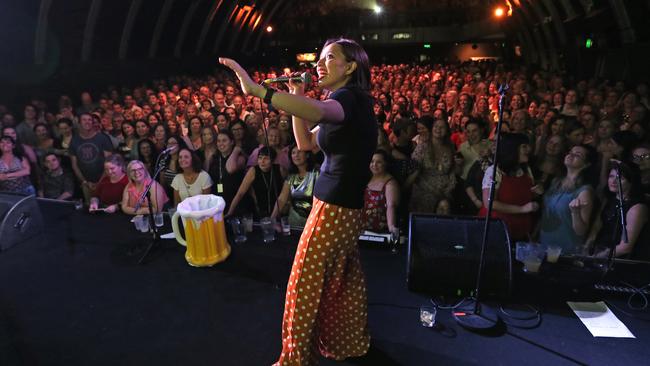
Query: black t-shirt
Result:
<box><xmin>315</xmin><ymin>86</ymin><xmax>377</xmax><ymax>209</ymax></box>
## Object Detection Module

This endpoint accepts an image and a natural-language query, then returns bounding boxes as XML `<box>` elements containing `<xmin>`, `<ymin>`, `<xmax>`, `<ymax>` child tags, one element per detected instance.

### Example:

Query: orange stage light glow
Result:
<box><xmin>494</xmin><ymin>7</ymin><xmax>505</xmax><ymax>17</ymax></box>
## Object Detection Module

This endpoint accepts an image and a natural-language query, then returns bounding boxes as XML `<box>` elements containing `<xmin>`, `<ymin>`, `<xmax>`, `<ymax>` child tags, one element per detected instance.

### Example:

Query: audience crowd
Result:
<box><xmin>1</xmin><ymin>60</ymin><xmax>649</xmax><ymax>260</ymax></box>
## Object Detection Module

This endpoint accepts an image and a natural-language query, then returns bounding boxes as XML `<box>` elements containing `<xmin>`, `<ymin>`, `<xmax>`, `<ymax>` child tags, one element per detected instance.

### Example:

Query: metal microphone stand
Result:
<box><xmin>452</xmin><ymin>84</ymin><xmax>510</xmax><ymax>330</ymax></box>
<box><xmin>135</xmin><ymin>152</ymin><xmax>170</xmax><ymax>264</ymax></box>
<box><xmin>606</xmin><ymin>161</ymin><xmax>629</xmax><ymax>269</ymax></box>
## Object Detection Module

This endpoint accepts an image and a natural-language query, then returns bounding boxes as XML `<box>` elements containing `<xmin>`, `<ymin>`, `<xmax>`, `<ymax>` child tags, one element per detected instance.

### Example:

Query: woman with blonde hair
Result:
<box><xmin>121</xmin><ymin>160</ymin><xmax>169</xmax><ymax>215</ymax></box>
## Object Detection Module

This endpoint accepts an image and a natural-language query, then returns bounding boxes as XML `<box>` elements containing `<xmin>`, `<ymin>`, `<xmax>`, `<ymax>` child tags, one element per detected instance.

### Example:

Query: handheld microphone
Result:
<box><xmin>263</xmin><ymin>72</ymin><xmax>311</xmax><ymax>86</ymax></box>
<box><xmin>160</xmin><ymin>145</ymin><xmax>177</xmax><ymax>155</ymax></box>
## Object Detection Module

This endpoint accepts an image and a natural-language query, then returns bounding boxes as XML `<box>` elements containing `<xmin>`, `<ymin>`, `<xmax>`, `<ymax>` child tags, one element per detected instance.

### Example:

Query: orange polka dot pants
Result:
<box><xmin>274</xmin><ymin>197</ymin><xmax>370</xmax><ymax>366</ymax></box>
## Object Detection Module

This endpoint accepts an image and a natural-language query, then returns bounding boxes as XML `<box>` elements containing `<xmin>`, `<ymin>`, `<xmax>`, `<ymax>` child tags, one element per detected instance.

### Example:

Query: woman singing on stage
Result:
<box><xmin>220</xmin><ymin>38</ymin><xmax>377</xmax><ymax>365</ymax></box>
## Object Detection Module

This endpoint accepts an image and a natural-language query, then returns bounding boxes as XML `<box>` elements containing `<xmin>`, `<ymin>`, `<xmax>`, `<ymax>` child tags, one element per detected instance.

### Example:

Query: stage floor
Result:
<box><xmin>1</xmin><ymin>212</ymin><xmax>649</xmax><ymax>366</ymax></box>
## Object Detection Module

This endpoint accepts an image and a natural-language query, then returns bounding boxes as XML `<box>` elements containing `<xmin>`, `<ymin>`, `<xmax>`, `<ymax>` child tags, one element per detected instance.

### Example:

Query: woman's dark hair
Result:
<box><xmin>56</xmin><ymin>118</ymin><xmax>73</xmax><ymax>128</ymax></box>
<box><xmin>0</xmin><ymin>135</ymin><xmax>21</xmax><ymax>157</ymax></box>
<box><xmin>152</xmin><ymin>123</ymin><xmax>170</xmax><ymax>137</ymax></box>
<box><xmin>215</xmin><ymin>111</ymin><xmax>230</xmax><ymax>123</ymax></box>
<box><xmin>167</xmin><ymin>134</ymin><xmax>189</xmax><ymax>152</ymax></box>
<box><xmin>416</xmin><ymin>115</ymin><xmax>435</xmax><ymax>132</ymax></box>
<box><xmin>137</xmin><ymin>138</ymin><xmax>159</xmax><ymax>162</ymax></box>
<box><xmin>217</xmin><ymin>129</ymin><xmax>235</xmax><ymax>142</ymax></box>
<box><xmin>497</xmin><ymin>132</ymin><xmax>530</xmax><ymax>175</ymax></box>
<box><xmin>257</xmin><ymin>146</ymin><xmax>277</xmax><ymax>161</ymax></box>
<box><xmin>611</xmin><ymin>130</ymin><xmax>640</xmax><ymax>163</ymax></box>
<box><xmin>177</xmin><ymin>148</ymin><xmax>202</xmax><ymax>173</ymax></box>
<box><xmin>551</xmin><ymin>144</ymin><xmax>599</xmax><ymax>191</ymax></box>
<box><xmin>32</xmin><ymin>122</ymin><xmax>52</xmax><ymax>136</ymax></box>
<box><xmin>1</xmin><ymin>128</ymin><xmax>25</xmax><ymax>158</ymax></box>
<box><xmin>603</xmin><ymin>160</ymin><xmax>643</xmax><ymax>201</ymax></box>
<box><xmin>288</xmin><ymin>144</ymin><xmax>315</xmax><ymax>174</ymax></box>
<box><xmin>323</xmin><ymin>38</ymin><xmax>371</xmax><ymax>91</ymax></box>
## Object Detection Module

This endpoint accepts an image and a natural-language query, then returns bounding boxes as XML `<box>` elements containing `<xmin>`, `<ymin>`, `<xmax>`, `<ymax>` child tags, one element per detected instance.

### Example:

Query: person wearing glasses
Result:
<box><xmin>121</xmin><ymin>160</ymin><xmax>169</xmax><ymax>215</ymax></box>
<box><xmin>631</xmin><ymin>144</ymin><xmax>650</xmax><ymax>202</ymax></box>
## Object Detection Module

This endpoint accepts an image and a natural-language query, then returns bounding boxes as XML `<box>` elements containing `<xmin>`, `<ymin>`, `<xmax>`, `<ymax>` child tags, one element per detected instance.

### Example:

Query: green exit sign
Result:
<box><xmin>423</xmin><ymin>44</ymin><xmax>431</xmax><ymax>49</ymax></box>
<box><xmin>585</xmin><ymin>38</ymin><xmax>593</xmax><ymax>48</ymax></box>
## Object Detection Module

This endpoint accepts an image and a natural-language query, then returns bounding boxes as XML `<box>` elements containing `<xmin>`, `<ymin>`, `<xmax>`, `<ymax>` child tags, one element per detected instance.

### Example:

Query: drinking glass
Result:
<box><xmin>280</xmin><ymin>216</ymin><xmax>291</xmax><ymax>236</ymax></box>
<box><xmin>420</xmin><ymin>305</ymin><xmax>437</xmax><ymax>328</ymax></box>
<box><xmin>260</xmin><ymin>217</ymin><xmax>275</xmax><ymax>243</ymax></box>
<box><xmin>229</xmin><ymin>218</ymin><xmax>247</xmax><ymax>243</ymax></box>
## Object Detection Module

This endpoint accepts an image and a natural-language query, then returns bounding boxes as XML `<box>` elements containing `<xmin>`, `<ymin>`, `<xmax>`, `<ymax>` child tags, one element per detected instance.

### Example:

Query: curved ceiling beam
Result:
<box><xmin>541</xmin><ymin>0</ymin><xmax>567</xmax><ymax>46</ymax></box>
<box><xmin>529</xmin><ymin>0</ymin><xmax>559</xmax><ymax>70</ymax></box>
<box><xmin>513</xmin><ymin>7</ymin><xmax>539</xmax><ymax>65</ymax></box>
<box><xmin>253</xmin><ymin>0</ymin><xmax>291</xmax><ymax>53</ymax></box>
<box><xmin>242</xmin><ymin>0</ymin><xmax>273</xmax><ymax>52</ymax></box>
<box><xmin>608</xmin><ymin>0</ymin><xmax>635</xmax><ymax>44</ymax></box>
<box><xmin>557</xmin><ymin>0</ymin><xmax>577</xmax><ymax>21</ymax></box>
<box><xmin>119</xmin><ymin>0</ymin><xmax>144</xmax><ymax>60</ymax></box>
<box><xmin>34</xmin><ymin>0</ymin><xmax>53</xmax><ymax>65</ymax></box>
<box><xmin>212</xmin><ymin>0</ymin><xmax>240</xmax><ymax>55</ymax></box>
<box><xmin>195</xmin><ymin>0</ymin><xmax>225</xmax><ymax>55</ymax></box>
<box><xmin>81</xmin><ymin>0</ymin><xmax>103</xmax><ymax>62</ymax></box>
<box><xmin>149</xmin><ymin>0</ymin><xmax>176</xmax><ymax>58</ymax></box>
<box><xmin>517</xmin><ymin>2</ymin><xmax>549</xmax><ymax>69</ymax></box>
<box><xmin>174</xmin><ymin>0</ymin><xmax>201</xmax><ymax>58</ymax></box>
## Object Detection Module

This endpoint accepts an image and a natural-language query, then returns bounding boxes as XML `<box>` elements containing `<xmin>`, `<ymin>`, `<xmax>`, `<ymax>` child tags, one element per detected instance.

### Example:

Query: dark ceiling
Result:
<box><xmin>0</xmin><ymin>0</ymin><xmax>648</xmax><ymax>104</ymax></box>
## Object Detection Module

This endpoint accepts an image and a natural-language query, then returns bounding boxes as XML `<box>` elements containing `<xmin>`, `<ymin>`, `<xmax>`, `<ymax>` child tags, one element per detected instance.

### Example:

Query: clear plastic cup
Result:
<box><xmin>154</xmin><ymin>213</ymin><xmax>164</xmax><ymax>227</ymax></box>
<box><xmin>229</xmin><ymin>218</ymin><xmax>247</xmax><ymax>243</ymax></box>
<box><xmin>242</xmin><ymin>214</ymin><xmax>254</xmax><ymax>233</ymax></box>
<box><xmin>546</xmin><ymin>245</ymin><xmax>562</xmax><ymax>263</ymax></box>
<box><xmin>280</xmin><ymin>216</ymin><xmax>291</xmax><ymax>236</ymax></box>
<box><xmin>260</xmin><ymin>217</ymin><xmax>275</xmax><ymax>243</ymax></box>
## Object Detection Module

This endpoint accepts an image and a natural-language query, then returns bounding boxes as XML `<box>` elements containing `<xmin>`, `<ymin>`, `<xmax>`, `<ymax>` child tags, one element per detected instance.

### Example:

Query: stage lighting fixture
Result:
<box><xmin>374</xmin><ymin>5</ymin><xmax>382</xmax><ymax>14</ymax></box>
<box><xmin>266</xmin><ymin>26</ymin><xmax>273</xmax><ymax>33</ymax></box>
<box><xmin>494</xmin><ymin>7</ymin><xmax>505</xmax><ymax>17</ymax></box>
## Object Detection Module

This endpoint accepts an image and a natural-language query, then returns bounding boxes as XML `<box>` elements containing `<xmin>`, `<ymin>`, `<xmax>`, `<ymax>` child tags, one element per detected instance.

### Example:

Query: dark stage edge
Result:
<box><xmin>1</xmin><ymin>212</ymin><xmax>649</xmax><ymax>366</ymax></box>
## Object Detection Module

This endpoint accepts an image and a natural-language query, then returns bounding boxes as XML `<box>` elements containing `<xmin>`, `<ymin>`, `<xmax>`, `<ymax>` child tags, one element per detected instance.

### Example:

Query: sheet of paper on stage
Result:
<box><xmin>567</xmin><ymin>301</ymin><xmax>635</xmax><ymax>338</ymax></box>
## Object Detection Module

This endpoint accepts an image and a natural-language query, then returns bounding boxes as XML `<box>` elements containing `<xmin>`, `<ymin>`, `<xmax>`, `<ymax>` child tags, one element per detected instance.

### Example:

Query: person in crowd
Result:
<box><xmin>598</xmin><ymin>130</ymin><xmax>639</xmax><ymax>188</ymax></box>
<box><xmin>171</xmin><ymin>148</ymin><xmax>212</xmax><ymax>205</ymax></box>
<box><xmin>134</xmin><ymin>120</ymin><xmax>151</xmax><ymax>142</ymax></box>
<box><xmin>271</xmin><ymin>145</ymin><xmax>319</xmax><ymax>227</ymax></box>
<box><xmin>136</xmin><ymin>138</ymin><xmax>159</xmax><ymax>176</ymax></box>
<box><xmin>458</xmin><ymin>118</ymin><xmax>489</xmax><ymax>179</ymax></box>
<box><xmin>197</xmin><ymin>126</ymin><xmax>218</xmax><ymax>171</ymax></box>
<box><xmin>208</xmin><ymin>130</ymin><xmax>247</xmax><ymax>213</ymax></box>
<box><xmin>215</xmin><ymin>112</ymin><xmax>230</xmax><ymax>132</ymax></box>
<box><xmin>16</xmin><ymin>104</ymin><xmax>39</xmax><ymax>147</ymax></box>
<box><xmin>120</xmin><ymin>121</ymin><xmax>138</xmax><ymax>156</ymax></box>
<box><xmin>2</xmin><ymin>126</ymin><xmax>38</xmax><ymax>168</ymax></box>
<box><xmin>0</xmin><ymin>135</ymin><xmax>35</xmax><ymax>195</ymax></box>
<box><xmin>564</xmin><ymin>118</ymin><xmax>586</xmax><ymax>147</ymax></box>
<box><xmin>38</xmin><ymin>153</ymin><xmax>74</xmax><ymax>200</ymax></box>
<box><xmin>159</xmin><ymin>136</ymin><xmax>188</xmax><ymax>199</ymax></box>
<box><xmin>121</xmin><ymin>160</ymin><xmax>169</xmax><ymax>215</ymax></box>
<box><xmin>464</xmin><ymin>140</ymin><xmax>494</xmax><ymax>215</ymax></box>
<box><xmin>479</xmin><ymin>133</ymin><xmax>541</xmax><ymax>242</ymax></box>
<box><xmin>151</xmin><ymin>123</ymin><xmax>168</xmax><ymax>152</ymax></box>
<box><xmin>188</xmin><ymin>116</ymin><xmax>203</xmax><ymax>150</ymax></box>
<box><xmin>539</xmin><ymin>145</ymin><xmax>597</xmax><ymax>254</ymax></box>
<box><xmin>230</xmin><ymin>119</ymin><xmax>256</xmax><ymax>155</ymax></box>
<box><xmin>221</xmin><ymin>38</ymin><xmax>377</xmax><ymax>364</ymax></box>
<box><xmin>407</xmin><ymin>117</ymin><xmax>456</xmax><ymax>214</ymax></box>
<box><xmin>226</xmin><ymin>146</ymin><xmax>283</xmax><ymax>218</ymax></box>
<box><xmin>69</xmin><ymin>113</ymin><xmax>114</xmax><ymax>203</ymax></box>
<box><xmin>53</xmin><ymin>118</ymin><xmax>74</xmax><ymax>160</ymax></box>
<box><xmin>586</xmin><ymin>161</ymin><xmax>649</xmax><ymax>260</ymax></box>
<box><xmin>631</xmin><ymin>144</ymin><xmax>650</xmax><ymax>202</ymax></box>
<box><xmin>535</xmin><ymin>135</ymin><xmax>568</xmax><ymax>187</ymax></box>
<box><xmin>89</xmin><ymin>154</ymin><xmax>129</xmax><ymax>213</ymax></box>
<box><xmin>361</xmin><ymin>149</ymin><xmax>400</xmax><ymax>236</ymax></box>
<box><xmin>33</xmin><ymin>123</ymin><xmax>56</xmax><ymax>161</ymax></box>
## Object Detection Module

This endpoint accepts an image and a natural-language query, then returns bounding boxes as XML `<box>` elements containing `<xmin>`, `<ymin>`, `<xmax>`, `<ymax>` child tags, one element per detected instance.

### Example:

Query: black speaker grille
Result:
<box><xmin>407</xmin><ymin>214</ymin><xmax>512</xmax><ymax>298</ymax></box>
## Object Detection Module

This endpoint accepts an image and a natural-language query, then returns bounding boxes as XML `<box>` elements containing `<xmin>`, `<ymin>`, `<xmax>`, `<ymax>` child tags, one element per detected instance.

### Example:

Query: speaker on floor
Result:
<box><xmin>0</xmin><ymin>193</ymin><xmax>44</xmax><ymax>251</ymax></box>
<box><xmin>406</xmin><ymin>214</ymin><xmax>513</xmax><ymax>299</ymax></box>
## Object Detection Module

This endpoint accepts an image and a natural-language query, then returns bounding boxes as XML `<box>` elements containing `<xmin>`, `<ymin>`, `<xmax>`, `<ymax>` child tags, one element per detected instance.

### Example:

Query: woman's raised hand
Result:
<box><xmin>218</xmin><ymin>58</ymin><xmax>263</xmax><ymax>97</ymax></box>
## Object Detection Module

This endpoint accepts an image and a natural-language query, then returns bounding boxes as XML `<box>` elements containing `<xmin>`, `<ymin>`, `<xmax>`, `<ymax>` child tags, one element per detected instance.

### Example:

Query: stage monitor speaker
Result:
<box><xmin>0</xmin><ymin>193</ymin><xmax>44</xmax><ymax>251</ymax></box>
<box><xmin>407</xmin><ymin>214</ymin><xmax>512</xmax><ymax>299</ymax></box>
